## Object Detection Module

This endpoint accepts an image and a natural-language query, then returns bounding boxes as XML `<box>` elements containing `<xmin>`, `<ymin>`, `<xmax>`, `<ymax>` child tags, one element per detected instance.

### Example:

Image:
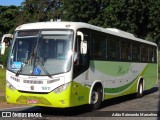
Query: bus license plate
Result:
<box><xmin>27</xmin><ymin>100</ymin><xmax>38</xmax><ymax>104</ymax></box>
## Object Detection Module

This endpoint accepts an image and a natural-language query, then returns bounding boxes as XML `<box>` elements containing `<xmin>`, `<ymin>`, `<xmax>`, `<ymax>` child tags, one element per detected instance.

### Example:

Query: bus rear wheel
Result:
<box><xmin>137</xmin><ymin>82</ymin><xmax>143</xmax><ymax>98</ymax></box>
<box><xmin>90</xmin><ymin>86</ymin><xmax>102</xmax><ymax>110</ymax></box>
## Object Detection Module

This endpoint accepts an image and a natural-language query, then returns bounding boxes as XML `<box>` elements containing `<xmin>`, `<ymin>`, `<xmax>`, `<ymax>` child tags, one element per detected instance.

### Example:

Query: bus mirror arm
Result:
<box><xmin>77</xmin><ymin>31</ymin><xmax>84</xmax><ymax>41</ymax></box>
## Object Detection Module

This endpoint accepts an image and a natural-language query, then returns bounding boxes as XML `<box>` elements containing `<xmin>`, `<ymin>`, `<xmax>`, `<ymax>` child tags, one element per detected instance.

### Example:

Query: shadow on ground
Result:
<box><xmin>19</xmin><ymin>87</ymin><xmax>158</xmax><ymax>117</ymax></box>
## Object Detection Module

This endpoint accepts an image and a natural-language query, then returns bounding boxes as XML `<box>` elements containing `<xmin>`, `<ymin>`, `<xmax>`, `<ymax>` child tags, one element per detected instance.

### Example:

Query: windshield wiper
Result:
<box><xmin>37</xmin><ymin>60</ymin><xmax>52</xmax><ymax>78</ymax></box>
<box><xmin>15</xmin><ymin>63</ymin><xmax>25</xmax><ymax>77</ymax></box>
<box><xmin>31</xmin><ymin>33</ymin><xmax>52</xmax><ymax>78</ymax></box>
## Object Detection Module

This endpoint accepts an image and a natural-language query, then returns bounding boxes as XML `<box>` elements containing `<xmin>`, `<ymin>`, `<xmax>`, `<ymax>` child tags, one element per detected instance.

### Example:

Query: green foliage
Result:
<box><xmin>0</xmin><ymin>0</ymin><xmax>160</xmax><ymax>41</ymax></box>
<box><xmin>15</xmin><ymin>0</ymin><xmax>61</xmax><ymax>26</ymax></box>
<box><xmin>147</xmin><ymin>0</ymin><xmax>160</xmax><ymax>41</ymax></box>
<box><xmin>62</xmin><ymin>0</ymin><xmax>105</xmax><ymax>26</ymax></box>
<box><xmin>102</xmin><ymin>0</ymin><xmax>148</xmax><ymax>37</ymax></box>
<box><xmin>0</xmin><ymin>47</ymin><xmax>9</xmax><ymax>67</ymax></box>
<box><xmin>0</xmin><ymin>67</ymin><xmax>6</xmax><ymax>94</ymax></box>
<box><xmin>61</xmin><ymin>0</ymin><xmax>160</xmax><ymax>41</ymax></box>
<box><xmin>0</xmin><ymin>6</ymin><xmax>20</xmax><ymax>35</ymax></box>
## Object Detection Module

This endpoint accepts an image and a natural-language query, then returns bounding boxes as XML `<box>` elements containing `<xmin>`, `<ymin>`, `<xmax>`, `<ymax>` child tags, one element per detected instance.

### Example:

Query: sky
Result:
<box><xmin>0</xmin><ymin>0</ymin><xmax>24</xmax><ymax>6</ymax></box>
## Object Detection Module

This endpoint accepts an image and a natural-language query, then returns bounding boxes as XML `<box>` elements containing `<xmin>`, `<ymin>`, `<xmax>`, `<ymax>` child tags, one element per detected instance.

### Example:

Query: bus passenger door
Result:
<box><xmin>73</xmin><ymin>29</ymin><xmax>90</xmax><ymax>80</ymax></box>
<box><xmin>71</xmin><ymin>29</ymin><xmax>90</xmax><ymax>106</ymax></box>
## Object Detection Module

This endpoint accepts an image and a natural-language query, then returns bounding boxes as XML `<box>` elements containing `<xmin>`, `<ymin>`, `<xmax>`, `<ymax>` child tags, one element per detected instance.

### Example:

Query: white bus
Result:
<box><xmin>1</xmin><ymin>22</ymin><xmax>157</xmax><ymax>110</ymax></box>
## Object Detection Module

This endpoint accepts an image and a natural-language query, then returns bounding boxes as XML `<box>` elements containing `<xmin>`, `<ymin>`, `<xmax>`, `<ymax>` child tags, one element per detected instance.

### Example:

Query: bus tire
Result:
<box><xmin>137</xmin><ymin>81</ymin><xmax>143</xmax><ymax>98</ymax></box>
<box><xmin>90</xmin><ymin>86</ymin><xmax>103</xmax><ymax>110</ymax></box>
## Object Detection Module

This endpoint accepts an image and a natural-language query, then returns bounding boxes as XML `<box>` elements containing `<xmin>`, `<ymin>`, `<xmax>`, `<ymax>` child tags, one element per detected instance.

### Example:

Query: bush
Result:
<box><xmin>0</xmin><ymin>47</ymin><xmax>9</xmax><ymax>67</ymax></box>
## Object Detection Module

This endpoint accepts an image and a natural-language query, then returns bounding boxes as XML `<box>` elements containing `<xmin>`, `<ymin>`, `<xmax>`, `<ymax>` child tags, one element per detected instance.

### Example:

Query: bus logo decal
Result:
<box><xmin>30</xmin><ymin>85</ymin><xmax>34</xmax><ymax>90</ymax></box>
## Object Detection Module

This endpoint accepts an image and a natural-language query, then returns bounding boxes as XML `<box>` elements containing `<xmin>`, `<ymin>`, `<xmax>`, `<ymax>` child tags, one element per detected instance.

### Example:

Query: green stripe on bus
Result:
<box><xmin>90</xmin><ymin>61</ymin><xmax>131</xmax><ymax>76</ymax></box>
<box><xmin>104</xmin><ymin>64</ymin><xmax>149</xmax><ymax>94</ymax></box>
<box><xmin>104</xmin><ymin>77</ymin><xmax>137</xmax><ymax>94</ymax></box>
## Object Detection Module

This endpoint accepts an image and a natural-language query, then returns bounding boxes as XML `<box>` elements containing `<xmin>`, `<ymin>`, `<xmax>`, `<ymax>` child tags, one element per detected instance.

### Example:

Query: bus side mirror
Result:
<box><xmin>1</xmin><ymin>42</ymin><xmax>6</xmax><ymax>55</ymax></box>
<box><xmin>80</xmin><ymin>41</ymin><xmax>87</xmax><ymax>54</ymax></box>
<box><xmin>77</xmin><ymin>31</ymin><xmax>87</xmax><ymax>54</ymax></box>
<box><xmin>0</xmin><ymin>34</ymin><xmax>13</xmax><ymax>55</ymax></box>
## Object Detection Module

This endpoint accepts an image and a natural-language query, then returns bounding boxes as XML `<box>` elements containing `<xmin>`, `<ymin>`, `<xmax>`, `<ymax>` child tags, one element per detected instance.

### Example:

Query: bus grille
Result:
<box><xmin>16</xmin><ymin>96</ymin><xmax>52</xmax><ymax>105</ymax></box>
<box><xmin>23</xmin><ymin>80</ymin><xmax>43</xmax><ymax>84</ymax></box>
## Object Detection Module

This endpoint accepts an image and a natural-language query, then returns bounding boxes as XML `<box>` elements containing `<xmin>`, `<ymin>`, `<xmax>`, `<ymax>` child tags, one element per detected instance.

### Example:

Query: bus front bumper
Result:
<box><xmin>6</xmin><ymin>84</ymin><xmax>72</xmax><ymax>108</ymax></box>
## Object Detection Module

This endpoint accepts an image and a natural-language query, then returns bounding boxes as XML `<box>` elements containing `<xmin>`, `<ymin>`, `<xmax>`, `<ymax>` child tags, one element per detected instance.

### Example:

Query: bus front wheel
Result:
<box><xmin>90</xmin><ymin>86</ymin><xmax>102</xmax><ymax>110</ymax></box>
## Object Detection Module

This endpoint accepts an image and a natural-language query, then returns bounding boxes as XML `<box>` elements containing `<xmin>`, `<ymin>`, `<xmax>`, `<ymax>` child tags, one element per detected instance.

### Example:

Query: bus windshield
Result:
<box><xmin>7</xmin><ymin>30</ymin><xmax>73</xmax><ymax>76</ymax></box>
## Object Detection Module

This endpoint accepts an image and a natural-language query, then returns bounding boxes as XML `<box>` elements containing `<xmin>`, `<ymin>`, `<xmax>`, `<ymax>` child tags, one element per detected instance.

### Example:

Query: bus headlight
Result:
<box><xmin>53</xmin><ymin>83</ymin><xmax>70</xmax><ymax>94</ymax></box>
<box><xmin>6</xmin><ymin>81</ymin><xmax>16</xmax><ymax>91</ymax></box>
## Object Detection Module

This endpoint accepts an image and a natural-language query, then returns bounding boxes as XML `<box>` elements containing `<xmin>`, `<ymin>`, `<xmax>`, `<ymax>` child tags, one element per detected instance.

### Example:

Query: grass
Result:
<box><xmin>0</xmin><ymin>68</ymin><xmax>6</xmax><ymax>102</ymax></box>
<box><xmin>0</xmin><ymin>68</ymin><xmax>6</xmax><ymax>94</ymax></box>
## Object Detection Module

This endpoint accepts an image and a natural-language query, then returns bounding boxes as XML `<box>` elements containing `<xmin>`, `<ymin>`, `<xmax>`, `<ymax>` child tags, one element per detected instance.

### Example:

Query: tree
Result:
<box><xmin>61</xmin><ymin>0</ymin><xmax>106</xmax><ymax>26</ymax></box>
<box><xmin>147</xmin><ymin>0</ymin><xmax>160</xmax><ymax>41</ymax></box>
<box><xmin>0</xmin><ymin>0</ymin><xmax>159</xmax><ymax>42</ymax></box>
<box><xmin>15</xmin><ymin>0</ymin><xmax>62</xmax><ymax>26</ymax></box>
<box><xmin>61</xmin><ymin>0</ymin><xmax>160</xmax><ymax>41</ymax></box>
<box><xmin>102</xmin><ymin>0</ymin><xmax>152</xmax><ymax>39</ymax></box>
<box><xmin>0</xmin><ymin>6</ymin><xmax>20</xmax><ymax>35</ymax></box>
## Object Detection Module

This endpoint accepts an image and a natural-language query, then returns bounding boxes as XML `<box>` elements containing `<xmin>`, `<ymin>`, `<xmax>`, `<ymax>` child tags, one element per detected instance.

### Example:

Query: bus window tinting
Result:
<box><xmin>120</xmin><ymin>40</ymin><xmax>131</xmax><ymax>61</ymax></box>
<box><xmin>91</xmin><ymin>33</ymin><xmax>106</xmax><ymax>59</ymax></box>
<box><xmin>90</xmin><ymin>30</ymin><xmax>157</xmax><ymax>63</ymax></box>
<box><xmin>108</xmin><ymin>37</ymin><xmax>120</xmax><ymax>60</ymax></box>
<box><xmin>132</xmin><ymin>43</ymin><xmax>140</xmax><ymax>62</ymax></box>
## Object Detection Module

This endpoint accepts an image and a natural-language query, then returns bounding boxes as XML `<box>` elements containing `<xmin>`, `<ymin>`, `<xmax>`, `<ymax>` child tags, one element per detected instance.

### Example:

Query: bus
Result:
<box><xmin>1</xmin><ymin>22</ymin><xmax>158</xmax><ymax>110</ymax></box>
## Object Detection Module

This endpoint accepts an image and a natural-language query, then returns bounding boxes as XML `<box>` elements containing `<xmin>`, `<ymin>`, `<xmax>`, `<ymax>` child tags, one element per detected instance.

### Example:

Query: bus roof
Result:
<box><xmin>16</xmin><ymin>21</ymin><xmax>157</xmax><ymax>46</ymax></box>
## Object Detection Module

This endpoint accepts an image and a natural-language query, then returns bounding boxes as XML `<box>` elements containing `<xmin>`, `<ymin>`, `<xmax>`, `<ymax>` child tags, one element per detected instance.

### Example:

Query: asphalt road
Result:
<box><xmin>0</xmin><ymin>87</ymin><xmax>160</xmax><ymax>120</ymax></box>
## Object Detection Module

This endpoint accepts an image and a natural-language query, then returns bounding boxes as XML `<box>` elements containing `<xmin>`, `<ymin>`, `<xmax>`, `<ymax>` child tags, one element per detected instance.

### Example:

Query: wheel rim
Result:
<box><xmin>91</xmin><ymin>91</ymin><xmax>99</xmax><ymax>104</ymax></box>
<box><xmin>139</xmin><ymin>84</ymin><xmax>143</xmax><ymax>94</ymax></box>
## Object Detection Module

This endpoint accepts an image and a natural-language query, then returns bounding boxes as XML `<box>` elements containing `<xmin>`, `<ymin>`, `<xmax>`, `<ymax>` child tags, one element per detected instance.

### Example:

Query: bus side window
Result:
<box><xmin>108</xmin><ymin>37</ymin><xmax>119</xmax><ymax>60</ymax></box>
<box><xmin>74</xmin><ymin>31</ymin><xmax>89</xmax><ymax>66</ymax></box>
<box><xmin>149</xmin><ymin>47</ymin><xmax>154</xmax><ymax>62</ymax></box>
<box><xmin>74</xmin><ymin>35</ymin><xmax>81</xmax><ymax>65</ymax></box>
<box><xmin>91</xmin><ymin>33</ymin><xmax>106</xmax><ymax>59</ymax></box>
<box><xmin>120</xmin><ymin>40</ymin><xmax>131</xmax><ymax>61</ymax></box>
<box><xmin>154</xmin><ymin>48</ymin><xmax>157</xmax><ymax>63</ymax></box>
<box><xmin>141</xmin><ymin>45</ymin><xmax>148</xmax><ymax>62</ymax></box>
<box><xmin>132</xmin><ymin>43</ymin><xmax>140</xmax><ymax>62</ymax></box>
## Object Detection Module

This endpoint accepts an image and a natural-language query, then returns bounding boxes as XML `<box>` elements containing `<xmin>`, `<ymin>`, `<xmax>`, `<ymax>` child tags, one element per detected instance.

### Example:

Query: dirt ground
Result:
<box><xmin>0</xmin><ymin>101</ymin><xmax>24</xmax><ymax>110</ymax></box>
